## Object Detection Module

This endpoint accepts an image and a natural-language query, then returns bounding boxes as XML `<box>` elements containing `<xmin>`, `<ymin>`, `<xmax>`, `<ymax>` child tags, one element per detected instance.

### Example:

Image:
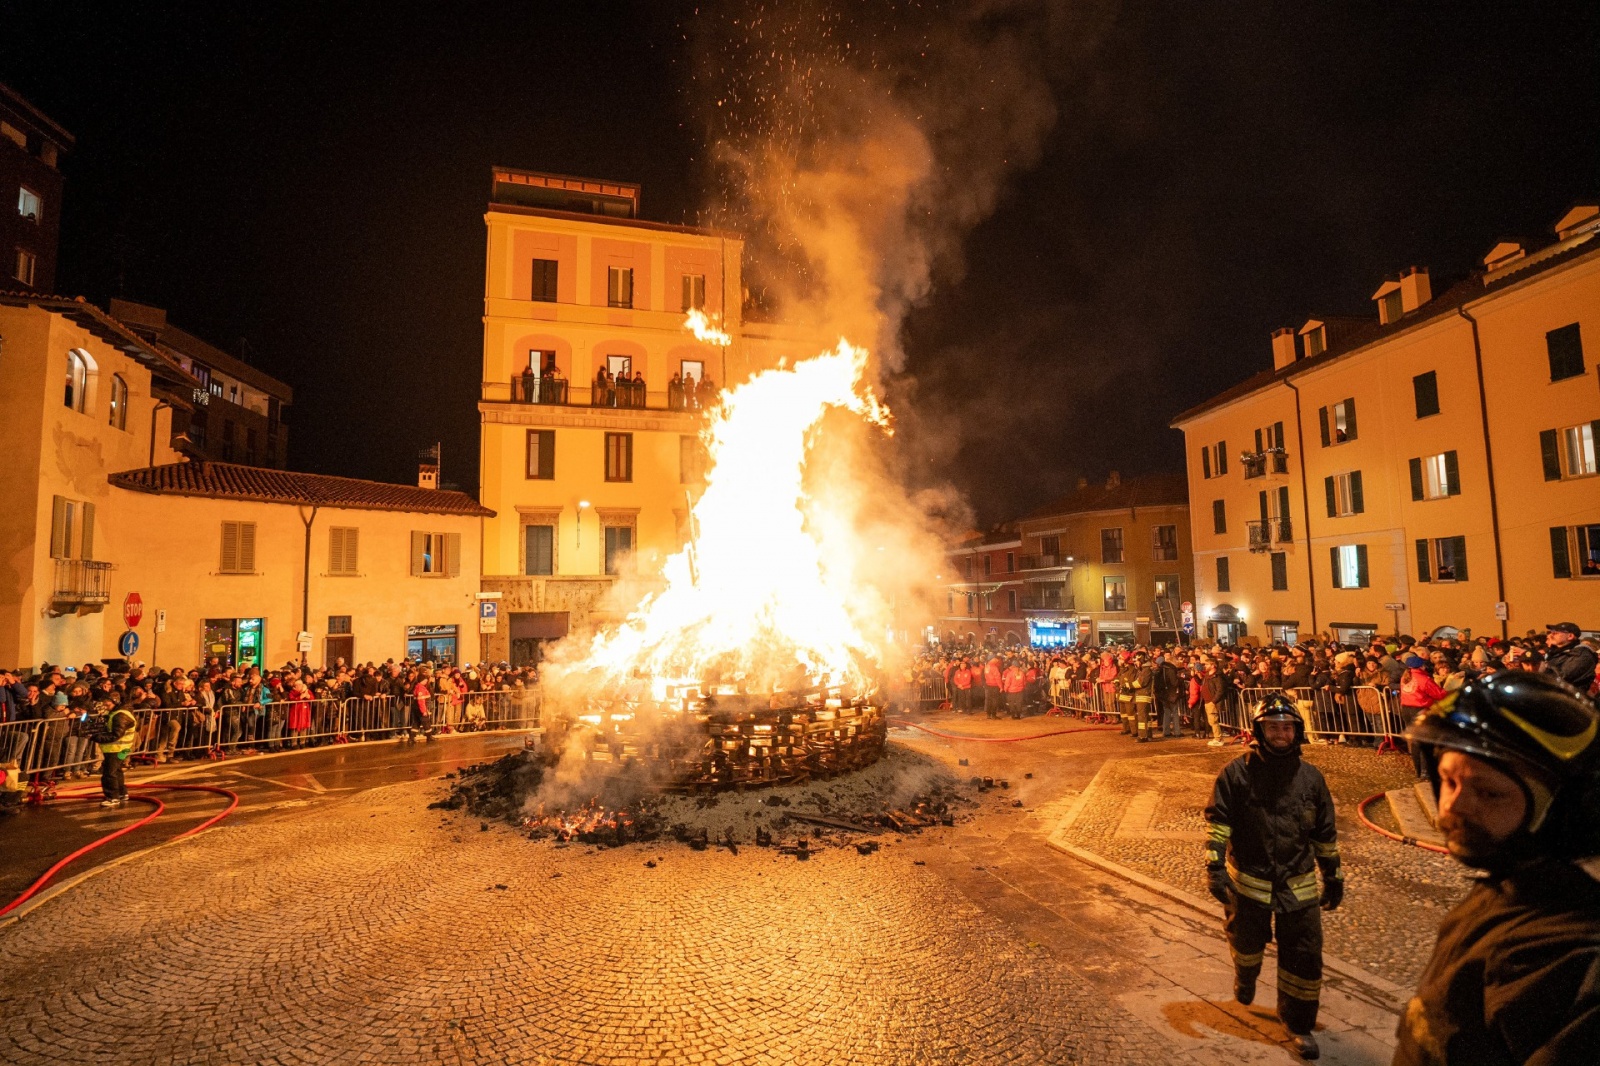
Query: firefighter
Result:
<box><xmin>1205</xmin><ymin>693</ymin><xmax>1342</xmax><ymax>1060</ymax></box>
<box><xmin>1130</xmin><ymin>653</ymin><xmax>1157</xmax><ymax>742</ymax></box>
<box><xmin>1116</xmin><ymin>662</ymin><xmax>1136</xmax><ymax>736</ymax></box>
<box><xmin>96</xmin><ymin>701</ymin><xmax>140</xmax><ymax>808</ymax></box>
<box><xmin>1395</xmin><ymin>671</ymin><xmax>1600</xmax><ymax>1066</ymax></box>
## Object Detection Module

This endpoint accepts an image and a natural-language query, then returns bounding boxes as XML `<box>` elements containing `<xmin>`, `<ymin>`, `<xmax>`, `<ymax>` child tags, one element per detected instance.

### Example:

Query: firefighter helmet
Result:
<box><xmin>1407</xmin><ymin>671</ymin><xmax>1600</xmax><ymax>842</ymax></box>
<box><xmin>1251</xmin><ymin>691</ymin><xmax>1305</xmax><ymax>751</ymax></box>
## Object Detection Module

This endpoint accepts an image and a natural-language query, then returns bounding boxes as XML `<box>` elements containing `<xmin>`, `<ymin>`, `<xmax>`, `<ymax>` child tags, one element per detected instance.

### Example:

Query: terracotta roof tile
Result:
<box><xmin>110</xmin><ymin>461</ymin><xmax>494</xmax><ymax>518</ymax></box>
<box><xmin>1019</xmin><ymin>473</ymin><xmax>1189</xmax><ymax>522</ymax></box>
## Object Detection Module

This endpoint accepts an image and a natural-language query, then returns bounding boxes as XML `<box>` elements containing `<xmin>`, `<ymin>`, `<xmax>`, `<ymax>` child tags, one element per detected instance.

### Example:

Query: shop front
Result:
<box><xmin>406</xmin><ymin>624</ymin><xmax>459</xmax><ymax>665</ymax></box>
<box><xmin>1027</xmin><ymin>615</ymin><xmax>1078</xmax><ymax>648</ymax></box>
<box><xmin>508</xmin><ymin>611</ymin><xmax>569</xmax><ymax>667</ymax></box>
<box><xmin>1095</xmin><ymin>621</ymin><xmax>1136</xmax><ymax>646</ymax></box>
<box><xmin>1265</xmin><ymin>619</ymin><xmax>1300</xmax><ymax>644</ymax></box>
<box><xmin>202</xmin><ymin>617</ymin><xmax>266</xmax><ymax>669</ymax></box>
<box><xmin>1329</xmin><ymin>621</ymin><xmax>1378</xmax><ymax>645</ymax></box>
<box><xmin>1206</xmin><ymin>604</ymin><xmax>1245</xmax><ymax>645</ymax></box>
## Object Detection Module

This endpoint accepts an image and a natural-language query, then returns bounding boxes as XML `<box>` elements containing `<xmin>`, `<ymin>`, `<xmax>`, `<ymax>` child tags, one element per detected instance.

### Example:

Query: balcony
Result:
<box><xmin>499</xmin><ymin>375</ymin><xmax>714</xmax><ymax>412</ymax></box>
<box><xmin>1020</xmin><ymin>595</ymin><xmax>1075</xmax><ymax>612</ymax></box>
<box><xmin>52</xmin><ymin>559</ymin><xmax>113</xmax><ymax>610</ymax></box>
<box><xmin>1018</xmin><ymin>553</ymin><xmax>1072</xmax><ymax>571</ymax></box>
<box><xmin>1247</xmin><ymin>516</ymin><xmax>1294</xmax><ymax>553</ymax></box>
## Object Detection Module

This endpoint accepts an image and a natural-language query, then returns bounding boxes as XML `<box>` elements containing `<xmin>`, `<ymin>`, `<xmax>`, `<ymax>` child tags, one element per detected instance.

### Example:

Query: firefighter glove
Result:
<box><xmin>1320</xmin><ymin>875</ymin><xmax>1344</xmax><ymax>911</ymax></box>
<box><xmin>1206</xmin><ymin>865</ymin><xmax>1234</xmax><ymax>906</ymax></box>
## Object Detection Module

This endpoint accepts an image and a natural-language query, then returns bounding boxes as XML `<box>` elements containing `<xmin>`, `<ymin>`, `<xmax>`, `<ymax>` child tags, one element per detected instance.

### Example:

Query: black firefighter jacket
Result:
<box><xmin>1204</xmin><ymin>746</ymin><xmax>1339</xmax><ymax>912</ymax></box>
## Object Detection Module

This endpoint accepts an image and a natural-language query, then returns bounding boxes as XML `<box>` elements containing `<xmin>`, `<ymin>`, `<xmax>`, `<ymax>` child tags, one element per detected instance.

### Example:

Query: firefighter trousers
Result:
<box><xmin>1134</xmin><ymin>696</ymin><xmax>1153</xmax><ymax>741</ymax></box>
<box><xmin>1117</xmin><ymin>695</ymin><xmax>1134</xmax><ymax>734</ymax></box>
<box><xmin>1224</xmin><ymin>897</ymin><xmax>1323</xmax><ymax>1035</ymax></box>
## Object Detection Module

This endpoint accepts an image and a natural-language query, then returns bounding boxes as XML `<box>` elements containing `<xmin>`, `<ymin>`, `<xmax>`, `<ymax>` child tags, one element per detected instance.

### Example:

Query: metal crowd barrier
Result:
<box><xmin>1229</xmin><ymin>686</ymin><xmax>1407</xmax><ymax>749</ymax></box>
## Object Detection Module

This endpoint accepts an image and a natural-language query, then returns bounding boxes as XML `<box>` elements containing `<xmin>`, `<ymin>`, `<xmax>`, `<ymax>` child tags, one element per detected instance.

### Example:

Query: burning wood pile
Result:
<box><xmin>569</xmin><ymin>682</ymin><xmax>887</xmax><ymax>792</ymax></box>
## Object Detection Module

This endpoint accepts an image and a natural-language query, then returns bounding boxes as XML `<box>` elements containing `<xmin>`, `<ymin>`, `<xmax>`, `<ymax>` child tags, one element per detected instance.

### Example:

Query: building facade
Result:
<box><xmin>1</xmin><ymin>81</ymin><xmax>72</xmax><ymax>295</ymax></box>
<box><xmin>1014</xmin><ymin>473</ymin><xmax>1193</xmax><ymax>646</ymax></box>
<box><xmin>476</xmin><ymin>168</ymin><xmax>797</xmax><ymax>663</ymax></box>
<box><xmin>936</xmin><ymin>528</ymin><xmax>1028</xmax><ymax>647</ymax></box>
<box><xmin>110</xmin><ymin>298</ymin><xmax>294</xmax><ymax>469</ymax></box>
<box><xmin>1173</xmin><ymin>203</ymin><xmax>1600</xmax><ymax>644</ymax></box>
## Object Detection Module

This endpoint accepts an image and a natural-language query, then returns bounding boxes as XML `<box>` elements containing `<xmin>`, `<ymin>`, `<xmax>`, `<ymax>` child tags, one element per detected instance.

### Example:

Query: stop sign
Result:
<box><xmin>123</xmin><ymin>592</ymin><xmax>144</xmax><ymax>628</ymax></box>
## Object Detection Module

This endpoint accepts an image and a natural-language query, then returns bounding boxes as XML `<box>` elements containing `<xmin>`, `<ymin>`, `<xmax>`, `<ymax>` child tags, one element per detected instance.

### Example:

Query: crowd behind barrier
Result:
<box><xmin>897</xmin><ymin>622</ymin><xmax>1598</xmax><ymax>750</ymax></box>
<box><xmin>0</xmin><ymin>658</ymin><xmax>543</xmax><ymax>791</ymax></box>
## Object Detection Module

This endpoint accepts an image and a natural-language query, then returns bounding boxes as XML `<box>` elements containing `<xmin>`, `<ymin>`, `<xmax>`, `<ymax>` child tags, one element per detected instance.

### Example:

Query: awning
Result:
<box><xmin>510</xmin><ymin>611</ymin><xmax>569</xmax><ymax>640</ymax></box>
<box><xmin>1263</xmin><ymin>619</ymin><xmax>1300</xmax><ymax>627</ymax></box>
<box><xmin>1328</xmin><ymin>621</ymin><xmax>1379</xmax><ymax>631</ymax></box>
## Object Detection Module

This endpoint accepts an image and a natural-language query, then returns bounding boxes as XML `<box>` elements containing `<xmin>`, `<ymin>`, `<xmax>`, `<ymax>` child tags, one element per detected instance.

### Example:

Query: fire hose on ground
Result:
<box><xmin>904</xmin><ymin>721</ymin><xmax>1121</xmax><ymax>743</ymax></box>
<box><xmin>0</xmin><ymin>782</ymin><xmax>239</xmax><ymax>918</ymax></box>
<box><xmin>1356</xmin><ymin>790</ymin><xmax>1450</xmax><ymax>855</ymax></box>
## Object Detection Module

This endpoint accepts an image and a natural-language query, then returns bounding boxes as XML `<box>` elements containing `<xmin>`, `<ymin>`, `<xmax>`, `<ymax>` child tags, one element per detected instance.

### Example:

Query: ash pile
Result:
<box><xmin>431</xmin><ymin>743</ymin><xmax>972</xmax><ymax>854</ymax></box>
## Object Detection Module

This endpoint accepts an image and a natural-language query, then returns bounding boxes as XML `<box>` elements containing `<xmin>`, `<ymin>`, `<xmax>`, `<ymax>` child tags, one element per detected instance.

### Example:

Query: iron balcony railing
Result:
<box><xmin>1019</xmin><ymin>595</ymin><xmax>1075</xmax><ymax>611</ymax></box>
<box><xmin>1247</xmin><ymin>516</ymin><xmax>1294</xmax><ymax>553</ymax></box>
<box><xmin>1018</xmin><ymin>553</ymin><xmax>1071</xmax><ymax>570</ymax></box>
<box><xmin>503</xmin><ymin>375</ymin><xmax>716</xmax><ymax>412</ymax></box>
<box><xmin>52</xmin><ymin>559</ymin><xmax>113</xmax><ymax>607</ymax></box>
<box><xmin>1242</xmin><ymin>449</ymin><xmax>1291</xmax><ymax>479</ymax></box>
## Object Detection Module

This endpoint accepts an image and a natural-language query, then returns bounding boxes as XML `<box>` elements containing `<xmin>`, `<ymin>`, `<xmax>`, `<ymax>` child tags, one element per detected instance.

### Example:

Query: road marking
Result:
<box><xmin>220</xmin><ymin>769</ymin><xmax>354</xmax><ymax>794</ymax></box>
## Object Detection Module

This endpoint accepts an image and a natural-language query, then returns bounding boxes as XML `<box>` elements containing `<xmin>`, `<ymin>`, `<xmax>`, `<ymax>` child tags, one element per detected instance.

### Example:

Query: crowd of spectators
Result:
<box><xmin>903</xmin><ymin>622</ymin><xmax>1599</xmax><ymax>746</ymax></box>
<box><xmin>0</xmin><ymin>658</ymin><xmax>541</xmax><ymax>787</ymax></box>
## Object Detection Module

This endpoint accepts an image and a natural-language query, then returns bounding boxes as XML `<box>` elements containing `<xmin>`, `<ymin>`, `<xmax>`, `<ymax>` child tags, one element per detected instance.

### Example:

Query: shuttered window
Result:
<box><xmin>1270</xmin><ymin>551</ymin><xmax>1288</xmax><ymax>591</ymax></box>
<box><xmin>1410</xmin><ymin>451</ymin><xmax>1461</xmax><ymax>499</ymax></box>
<box><xmin>1212</xmin><ymin>499</ymin><xmax>1226</xmax><ymax>534</ymax></box>
<box><xmin>410</xmin><ymin>531</ymin><xmax>461</xmax><ymax>577</ymax></box>
<box><xmin>1416</xmin><ymin>536</ymin><xmax>1469</xmax><ymax>583</ymax></box>
<box><xmin>682</xmin><ymin>273</ymin><xmax>706</xmax><ymax>311</ymax></box>
<box><xmin>1546</xmin><ymin>323</ymin><xmax>1585</xmax><ymax>382</ymax></box>
<box><xmin>605</xmin><ymin>432</ymin><xmax>633</xmax><ymax>482</ymax></box>
<box><xmin>524</xmin><ymin>525</ymin><xmax>554</xmax><ymax>576</ymax></box>
<box><xmin>1413</xmin><ymin>371</ymin><xmax>1440</xmax><ymax>418</ymax></box>
<box><xmin>1215</xmin><ymin>556</ymin><xmax>1230</xmax><ymax>592</ymax></box>
<box><xmin>1330</xmin><ymin>544</ymin><xmax>1368</xmax><ymax>589</ymax></box>
<box><xmin>526</xmin><ymin>429</ymin><xmax>555</xmax><ymax>480</ymax></box>
<box><xmin>607</xmin><ymin>266</ymin><xmax>634</xmax><ymax>308</ymax></box>
<box><xmin>50</xmin><ymin>496</ymin><xmax>75</xmax><ymax>559</ymax></box>
<box><xmin>1201</xmin><ymin>446</ymin><xmax>1211</xmax><ymax>479</ymax></box>
<box><xmin>81</xmin><ymin>503</ymin><xmax>95</xmax><ymax>560</ymax></box>
<box><xmin>531</xmin><ymin>258</ymin><xmax>558</xmax><ymax>302</ymax></box>
<box><xmin>1318</xmin><ymin>398</ymin><xmax>1358</xmax><ymax>446</ymax></box>
<box><xmin>1541</xmin><ymin>423</ymin><xmax>1599</xmax><ymax>481</ymax></box>
<box><xmin>328</xmin><ymin>527</ymin><xmax>359</xmax><ymax>575</ymax></box>
<box><xmin>220</xmin><ymin>521</ymin><xmax>257</xmax><ymax>574</ymax></box>
<box><xmin>1326</xmin><ymin>471</ymin><xmax>1364</xmax><ymax>517</ymax></box>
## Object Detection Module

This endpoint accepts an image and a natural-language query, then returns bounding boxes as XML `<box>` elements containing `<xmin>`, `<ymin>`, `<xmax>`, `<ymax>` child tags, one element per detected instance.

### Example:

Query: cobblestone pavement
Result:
<box><xmin>1</xmin><ymin>716</ymin><xmax>1418</xmax><ymax>1065</ymax></box>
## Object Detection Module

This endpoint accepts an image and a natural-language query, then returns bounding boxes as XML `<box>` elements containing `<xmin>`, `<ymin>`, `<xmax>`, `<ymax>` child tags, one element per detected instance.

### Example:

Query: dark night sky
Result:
<box><xmin>4</xmin><ymin>2</ymin><xmax>1596</xmax><ymax>525</ymax></box>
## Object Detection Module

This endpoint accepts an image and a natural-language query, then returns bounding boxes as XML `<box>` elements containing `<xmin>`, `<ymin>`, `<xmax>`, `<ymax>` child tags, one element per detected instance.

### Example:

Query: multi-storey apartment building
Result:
<box><xmin>1014</xmin><ymin>473</ymin><xmax>1193</xmax><ymax>646</ymax></box>
<box><xmin>936</xmin><ymin>528</ymin><xmax>1028</xmax><ymax>647</ymax></box>
<box><xmin>1</xmin><ymin>81</ymin><xmax>72</xmax><ymax>294</ymax></box>
<box><xmin>1173</xmin><ymin>203</ymin><xmax>1600</xmax><ymax>644</ymax></box>
<box><xmin>110</xmin><ymin>299</ymin><xmax>294</xmax><ymax>468</ymax></box>
<box><xmin>476</xmin><ymin>168</ymin><xmax>801</xmax><ymax>664</ymax></box>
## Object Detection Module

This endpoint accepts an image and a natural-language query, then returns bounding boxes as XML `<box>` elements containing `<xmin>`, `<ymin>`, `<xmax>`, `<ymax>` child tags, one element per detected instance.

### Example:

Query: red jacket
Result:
<box><xmin>984</xmin><ymin>660</ymin><xmax>1003</xmax><ymax>688</ymax></box>
<box><xmin>1002</xmin><ymin>666</ymin><xmax>1026</xmax><ymax>694</ymax></box>
<box><xmin>1401</xmin><ymin>669</ymin><xmax>1447</xmax><ymax>709</ymax></box>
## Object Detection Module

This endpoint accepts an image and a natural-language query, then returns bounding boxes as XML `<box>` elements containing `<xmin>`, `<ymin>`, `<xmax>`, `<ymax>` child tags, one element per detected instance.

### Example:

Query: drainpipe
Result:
<box><xmin>1283</xmin><ymin>379</ymin><xmax>1319</xmax><ymax>636</ymax></box>
<box><xmin>1458</xmin><ymin>307</ymin><xmax>1508</xmax><ymax>640</ymax></box>
<box><xmin>298</xmin><ymin>505</ymin><xmax>319</xmax><ymax>665</ymax></box>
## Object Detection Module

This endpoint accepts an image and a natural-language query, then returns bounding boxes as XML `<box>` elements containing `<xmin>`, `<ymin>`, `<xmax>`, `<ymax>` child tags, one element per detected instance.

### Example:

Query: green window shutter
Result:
<box><xmin>329</xmin><ymin>528</ymin><xmax>344</xmax><ymax>574</ymax></box>
<box><xmin>410</xmin><ymin>531</ymin><xmax>426</xmax><ymax>576</ymax></box>
<box><xmin>1254</xmin><ymin>428</ymin><xmax>1263</xmax><ymax>453</ymax></box>
<box><xmin>445</xmin><ymin>532</ymin><xmax>461</xmax><ymax>578</ymax></box>
<box><xmin>1217</xmin><ymin>443</ymin><xmax>1227</xmax><ymax>476</ymax></box>
<box><xmin>1350</xmin><ymin>470</ymin><xmax>1364</xmax><ymax>514</ymax></box>
<box><xmin>1444</xmin><ymin>450</ymin><xmax>1461</xmax><ymax>496</ymax></box>
<box><xmin>1344</xmin><ymin>398</ymin><xmax>1358</xmax><ymax>441</ymax></box>
<box><xmin>1551</xmin><ymin>527</ymin><xmax>1572</xmax><ymax>579</ymax></box>
<box><xmin>238</xmin><ymin>523</ymin><xmax>256</xmax><ymax>572</ymax></box>
<box><xmin>1216</xmin><ymin>555</ymin><xmax>1230</xmax><ymax>592</ymax></box>
<box><xmin>1201</xmin><ymin>447</ymin><xmax>1211</xmax><ymax>479</ymax></box>
<box><xmin>1540</xmin><ymin>429</ymin><xmax>1562</xmax><ymax>480</ymax></box>
<box><xmin>1318</xmin><ymin>406</ymin><xmax>1330</xmax><ymax>447</ymax></box>
<box><xmin>1330</xmin><ymin>546</ymin><xmax>1342</xmax><ymax>589</ymax></box>
<box><xmin>1278</xmin><ymin>486</ymin><xmax>1290</xmax><ymax>524</ymax></box>
<box><xmin>1324</xmin><ymin>475</ymin><xmax>1337</xmax><ymax>518</ymax></box>
<box><xmin>1416</xmin><ymin>539</ymin><xmax>1431</xmax><ymax>582</ymax></box>
<box><xmin>80</xmin><ymin>503</ymin><xmax>95</xmax><ymax>560</ymax></box>
<box><xmin>50</xmin><ymin>496</ymin><xmax>68</xmax><ymax>559</ymax></box>
<box><xmin>1356</xmin><ymin>544</ymin><xmax>1369</xmax><ymax>588</ymax></box>
<box><xmin>1451</xmin><ymin>536</ymin><xmax>1468</xmax><ymax>582</ymax></box>
<box><xmin>1258</xmin><ymin>490</ymin><xmax>1269</xmax><ymax>524</ymax></box>
<box><xmin>540</xmin><ymin>431</ymin><xmax>555</xmax><ymax>479</ymax></box>
<box><xmin>1409</xmin><ymin>457</ymin><xmax>1425</xmax><ymax>500</ymax></box>
<box><xmin>221</xmin><ymin>522</ymin><xmax>239</xmax><ymax>573</ymax></box>
<box><xmin>1212</xmin><ymin>499</ymin><xmax>1226</xmax><ymax>534</ymax></box>
<box><xmin>346</xmin><ymin>528</ymin><xmax>359</xmax><ymax>572</ymax></box>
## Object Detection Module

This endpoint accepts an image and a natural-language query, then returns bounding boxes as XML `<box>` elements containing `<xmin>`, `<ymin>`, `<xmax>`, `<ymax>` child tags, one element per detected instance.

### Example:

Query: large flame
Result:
<box><xmin>553</xmin><ymin>322</ymin><xmax>892</xmax><ymax>697</ymax></box>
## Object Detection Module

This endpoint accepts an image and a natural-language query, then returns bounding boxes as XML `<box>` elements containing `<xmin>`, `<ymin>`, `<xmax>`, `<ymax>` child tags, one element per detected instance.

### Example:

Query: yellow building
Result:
<box><xmin>0</xmin><ymin>295</ymin><xmax>490</xmax><ymax>670</ymax></box>
<box><xmin>1172</xmin><ymin>203</ymin><xmax>1600</xmax><ymax>643</ymax></box>
<box><xmin>476</xmin><ymin>169</ymin><xmax>797</xmax><ymax>662</ymax></box>
<box><xmin>1014</xmin><ymin>473</ymin><xmax>1194</xmax><ymax>646</ymax></box>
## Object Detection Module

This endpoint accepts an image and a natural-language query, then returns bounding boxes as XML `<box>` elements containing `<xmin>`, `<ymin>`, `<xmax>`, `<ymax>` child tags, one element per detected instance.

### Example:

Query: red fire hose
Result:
<box><xmin>905</xmin><ymin>721</ymin><xmax>1121</xmax><ymax>743</ymax></box>
<box><xmin>1356</xmin><ymin>790</ymin><xmax>1450</xmax><ymax>855</ymax></box>
<box><xmin>0</xmin><ymin>782</ymin><xmax>239</xmax><ymax>919</ymax></box>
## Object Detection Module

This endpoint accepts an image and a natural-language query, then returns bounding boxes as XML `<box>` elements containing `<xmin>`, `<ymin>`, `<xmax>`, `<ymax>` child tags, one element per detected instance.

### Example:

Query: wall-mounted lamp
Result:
<box><xmin>576</xmin><ymin>500</ymin><xmax>591</xmax><ymax>549</ymax></box>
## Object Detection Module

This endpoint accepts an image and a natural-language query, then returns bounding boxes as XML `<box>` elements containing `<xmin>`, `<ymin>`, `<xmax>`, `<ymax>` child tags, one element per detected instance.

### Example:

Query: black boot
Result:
<box><xmin>1287</xmin><ymin>1031</ymin><xmax>1319</xmax><ymax>1060</ymax></box>
<box><xmin>1234</xmin><ymin>974</ymin><xmax>1256</xmax><ymax>1005</ymax></box>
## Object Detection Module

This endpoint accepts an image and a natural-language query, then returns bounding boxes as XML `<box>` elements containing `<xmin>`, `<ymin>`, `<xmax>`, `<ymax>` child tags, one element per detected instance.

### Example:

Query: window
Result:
<box><xmin>983</xmin><ymin>555</ymin><xmax>992</xmax><ymax>577</ymax></box>
<box><xmin>1212</xmin><ymin>500</ymin><xmax>1226</xmax><ymax>535</ymax></box>
<box><xmin>1213</xmin><ymin>441</ymin><xmax>1228</xmax><ymax>476</ymax></box>
<box><xmin>14</xmin><ymin>248</ymin><xmax>36</xmax><ymax>285</ymax></box>
<box><xmin>1152</xmin><ymin>525</ymin><xmax>1178</xmax><ymax>561</ymax></box>
<box><xmin>410</xmin><ymin>531</ymin><xmax>460</xmax><ymax>577</ymax></box>
<box><xmin>526</xmin><ymin>429</ymin><xmax>555</xmax><ymax>479</ymax></box>
<box><xmin>1546</xmin><ymin>323</ymin><xmax>1585</xmax><ymax>382</ymax></box>
<box><xmin>1154</xmin><ymin>575</ymin><xmax>1180</xmax><ymax>601</ymax></box>
<box><xmin>220</xmin><ymin>521</ymin><xmax>258</xmax><ymax>574</ymax></box>
<box><xmin>1201</xmin><ymin>446</ymin><xmax>1211</xmax><ymax>479</ymax></box>
<box><xmin>328</xmin><ymin>527</ymin><xmax>360</xmax><ymax>575</ymax></box>
<box><xmin>1041</xmin><ymin>534</ymin><xmax>1060</xmax><ymax>556</ymax></box>
<box><xmin>1410</xmin><ymin>451</ymin><xmax>1461</xmax><ymax>500</ymax></box>
<box><xmin>1325</xmin><ymin>470</ymin><xmax>1365</xmax><ymax>517</ymax></box>
<box><xmin>1250</xmin><ymin>422</ymin><xmax>1287</xmax><ymax>474</ymax></box>
<box><xmin>1413</xmin><ymin>371</ymin><xmax>1440</xmax><ymax>418</ymax></box>
<box><xmin>1540</xmin><ymin>422</ymin><xmax>1599</xmax><ymax>481</ymax></box>
<box><xmin>1416</xmin><ymin>536</ymin><xmax>1468</xmax><ymax>583</ymax></box>
<box><xmin>984</xmin><ymin>592</ymin><xmax>995</xmax><ymax>612</ymax></box>
<box><xmin>49</xmin><ymin>496</ymin><xmax>94</xmax><ymax>560</ymax></box>
<box><xmin>679</xmin><ymin>435</ymin><xmax>708</xmax><ymax>483</ymax></box>
<box><xmin>1103</xmin><ymin>577</ymin><xmax>1127</xmax><ymax>611</ymax></box>
<box><xmin>1101</xmin><ymin>528</ymin><xmax>1124</xmax><ymax>563</ymax></box>
<box><xmin>1005</xmin><ymin>551</ymin><xmax>1015</xmax><ymax>573</ymax></box>
<box><xmin>963</xmin><ymin>558</ymin><xmax>972</xmax><ymax>579</ymax></box>
<box><xmin>607</xmin><ymin>266</ymin><xmax>634</xmax><ymax>308</ymax></box>
<box><xmin>1216</xmin><ymin>556</ymin><xmax>1231</xmax><ymax>592</ymax></box>
<box><xmin>1330</xmin><ymin>544</ymin><xmax>1369</xmax><ymax>589</ymax></box>
<box><xmin>1270</xmin><ymin>551</ymin><xmax>1288</xmax><ymax>591</ymax></box>
<box><xmin>524</xmin><ymin>525</ymin><xmax>554</xmax><ymax>576</ymax></box>
<box><xmin>64</xmin><ymin>349</ymin><xmax>88</xmax><ymax>411</ymax></box>
<box><xmin>604</xmin><ymin>432</ymin><xmax>633</xmax><ymax>482</ymax></box>
<box><xmin>531</xmin><ymin>258</ymin><xmax>558</xmax><ymax>302</ymax></box>
<box><xmin>18</xmin><ymin>186</ymin><xmax>41</xmax><ymax>222</ymax></box>
<box><xmin>682</xmin><ymin>273</ymin><xmax>706</xmax><ymax>311</ymax></box>
<box><xmin>108</xmin><ymin>374</ymin><xmax>128</xmax><ymax>429</ymax></box>
<box><xmin>603</xmin><ymin>525</ymin><xmax>633</xmax><ymax>575</ymax></box>
<box><xmin>328</xmin><ymin>615</ymin><xmax>352</xmax><ymax>635</ymax></box>
<box><xmin>1304</xmin><ymin>326</ymin><xmax>1326</xmax><ymax>358</ymax></box>
<box><xmin>1550</xmin><ymin>524</ymin><xmax>1600</xmax><ymax>579</ymax></box>
<box><xmin>1007</xmin><ymin>590</ymin><xmax>1017</xmax><ymax>613</ymax></box>
<box><xmin>1319</xmin><ymin>398</ymin><xmax>1358</xmax><ymax>445</ymax></box>
<box><xmin>1381</xmin><ymin>289</ymin><xmax>1403</xmax><ymax>325</ymax></box>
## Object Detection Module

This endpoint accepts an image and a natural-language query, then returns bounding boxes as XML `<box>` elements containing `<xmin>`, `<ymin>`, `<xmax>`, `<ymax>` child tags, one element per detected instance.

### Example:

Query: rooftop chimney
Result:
<box><xmin>418</xmin><ymin>444</ymin><xmax>439</xmax><ymax>490</ymax></box>
<box><xmin>1554</xmin><ymin>204</ymin><xmax>1600</xmax><ymax>242</ymax></box>
<box><xmin>1106</xmin><ymin>470</ymin><xmax>1121</xmax><ymax>489</ymax></box>
<box><xmin>1271</xmin><ymin>327</ymin><xmax>1298</xmax><ymax>370</ymax></box>
<box><xmin>1482</xmin><ymin>240</ymin><xmax>1527</xmax><ymax>272</ymax></box>
<box><xmin>1399</xmin><ymin>266</ymin><xmax>1431</xmax><ymax>313</ymax></box>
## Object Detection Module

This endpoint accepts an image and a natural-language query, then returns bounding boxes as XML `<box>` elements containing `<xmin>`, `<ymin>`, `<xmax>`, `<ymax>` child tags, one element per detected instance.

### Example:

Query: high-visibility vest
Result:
<box><xmin>98</xmin><ymin>708</ymin><xmax>138</xmax><ymax>756</ymax></box>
